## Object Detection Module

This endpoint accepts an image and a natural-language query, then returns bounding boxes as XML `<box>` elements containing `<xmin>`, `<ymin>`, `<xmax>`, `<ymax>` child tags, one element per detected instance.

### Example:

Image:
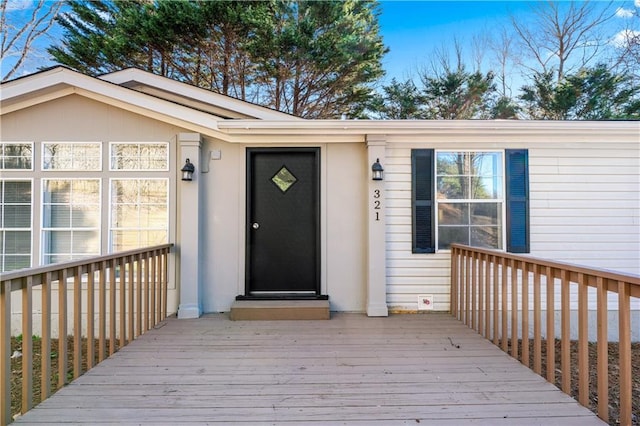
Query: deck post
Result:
<box><xmin>365</xmin><ymin>136</ymin><xmax>388</xmax><ymax>316</ymax></box>
<box><xmin>177</xmin><ymin>133</ymin><xmax>203</xmax><ymax>319</ymax></box>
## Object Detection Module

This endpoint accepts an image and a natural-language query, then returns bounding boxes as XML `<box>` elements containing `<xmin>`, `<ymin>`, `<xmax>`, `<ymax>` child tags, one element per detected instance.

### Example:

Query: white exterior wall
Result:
<box><xmin>385</xmin><ymin>138</ymin><xmax>640</xmax><ymax>313</ymax></box>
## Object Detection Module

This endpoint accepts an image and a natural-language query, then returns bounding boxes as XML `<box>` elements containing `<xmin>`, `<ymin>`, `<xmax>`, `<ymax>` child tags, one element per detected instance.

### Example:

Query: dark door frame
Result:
<box><xmin>243</xmin><ymin>147</ymin><xmax>323</xmax><ymax>299</ymax></box>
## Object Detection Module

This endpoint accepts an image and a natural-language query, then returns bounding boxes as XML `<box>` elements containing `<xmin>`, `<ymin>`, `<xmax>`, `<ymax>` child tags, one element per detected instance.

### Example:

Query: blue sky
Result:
<box><xmin>379</xmin><ymin>1</ymin><xmax>535</xmax><ymax>81</ymax></box>
<box><xmin>3</xmin><ymin>0</ymin><xmax>639</xmax><ymax>86</ymax></box>
<box><xmin>378</xmin><ymin>0</ymin><xmax>638</xmax><ymax>85</ymax></box>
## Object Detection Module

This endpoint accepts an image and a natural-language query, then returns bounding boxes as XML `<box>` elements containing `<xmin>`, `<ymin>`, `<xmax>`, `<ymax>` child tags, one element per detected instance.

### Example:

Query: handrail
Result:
<box><xmin>1</xmin><ymin>244</ymin><xmax>173</xmax><ymax>425</ymax></box>
<box><xmin>450</xmin><ymin>243</ymin><xmax>638</xmax><ymax>426</ymax></box>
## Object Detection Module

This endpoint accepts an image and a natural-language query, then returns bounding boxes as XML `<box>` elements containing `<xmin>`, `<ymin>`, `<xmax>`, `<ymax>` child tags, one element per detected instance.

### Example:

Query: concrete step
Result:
<box><xmin>229</xmin><ymin>299</ymin><xmax>330</xmax><ymax>321</ymax></box>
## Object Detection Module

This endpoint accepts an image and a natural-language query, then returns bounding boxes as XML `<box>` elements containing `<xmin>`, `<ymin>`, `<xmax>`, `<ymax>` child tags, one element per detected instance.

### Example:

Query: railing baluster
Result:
<box><xmin>477</xmin><ymin>253</ymin><xmax>484</xmax><ymax>335</ymax></box>
<box><xmin>162</xmin><ymin>249</ymin><xmax>168</xmax><ymax>320</ymax></box>
<box><xmin>501</xmin><ymin>258</ymin><xmax>508</xmax><ymax>352</ymax></box>
<box><xmin>577</xmin><ymin>273</ymin><xmax>589</xmax><ymax>407</ymax></box>
<box><xmin>143</xmin><ymin>255</ymin><xmax>149</xmax><ymax>332</ymax></box>
<box><xmin>521</xmin><ymin>262</ymin><xmax>529</xmax><ymax>368</ymax></box>
<box><xmin>596</xmin><ymin>276</ymin><xmax>608</xmax><ymax>422</ymax></box>
<box><xmin>468</xmin><ymin>253</ymin><xmax>478</xmax><ymax>329</ymax></box>
<box><xmin>484</xmin><ymin>254</ymin><xmax>491</xmax><ymax>339</ymax></box>
<box><xmin>58</xmin><ymin>269</ymin><xmax>68</xmax><ymax>389</ymax></box>
<box><xmin>128</xmin><ymin>256</ymin><xmax>134</xmax><ymax>342</ymax></box>
<box><xmin>86</xmin><ymin>264</ymin><xmax>95</xmax><ymax>370</ymax></box>
<box><xmin>451</xmin><ymin>248</ymin><xmax>458</xmax><ymax>318</ymax></box>
<box><xmin>533</xmin><ymin>265</ymin><xmax>541</xmax><ymax>375</ymax></box>
<box><xmin>73</xmin><ymin>267</ymin><xmax>82</xmax><ymax>379</ymax></box>
<box><xmin>561</xmin><ymin>269</ymin><xmax>571</xmax><ymax>394</ymax></box>
<box><xmin>618</xmin><ymin>280</ymin><xmax>631</xmax><ymax>426</ymax></box>
<box><xmin>41</xmin><ymin>273</ymin><xmax>52</xmax><ymax>401</ymax></box>
<box><xmin>545</xmin><ymin>267</ymin><xmax>555</xmax><ymax>384</ymax></box>
<box><xmin>492</xmin><ymin>255</ymin><xmax>499</xmax><ymax>346</ymax></box>
<box><xmin>109</xmin><ymin>259</ymin><xmax>116</xmax><ymax>356</ymax></box>
<box><xmin>98</xmin><ymin>262</ymin><xmax>106</xmax><ymax>363</ymax></box>
<box><xmin>151</xmin><ymin>250</ymin><xmax>157</xmax><ymax>328</ymax></box>
<box><xmin>511</xmin><ymin>259</ymin><xmax>518</xmax><ymax>359</ymax></box>
<box><xmin>22</xmin><ymin>276</ymin><xmax>33</xmax><ymax>413</ymax></box>
<box><xmin>136</xmin><ymin>253</ymin><xmax>142</xmax><ymax>338</ymax></box>
<box><xmin>119</xmin><ymin>257</ymin><xmax>126</xmax><ymax>348</ymax></box>
<box><xmin>1</xmin><ymin>280</ymin><xmax>12</xmax><ymax>426</ymax></box>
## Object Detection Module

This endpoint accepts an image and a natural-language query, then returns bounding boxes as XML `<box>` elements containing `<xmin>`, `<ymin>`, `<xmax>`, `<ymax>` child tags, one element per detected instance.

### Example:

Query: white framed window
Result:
<box><xmin>110</xmin><ymin>142</ymin><xmax>169</xmax><ymax>171</ymax></box>
<box><xmin>0</xmin><ymin>179</ymin><xmax>32</xmax><ymax>272</ymax></box>
<box><xmin>110</xmin><ymin>179</ymin><xmax>169</xmax><ymax>252</ymax></box>
<box><xmin>42</xmin><ymin>179</ymin><xmax>101</xmax><ymax>264</ymax></box>
<box><xmin>42</xmin><ymin>142</ymin><xmax>102</xmax><ymax>171</ymax></box>
<box><xmin>0</xmin><ymin>142</ymin><xmax>33</xmax><ymax>170</ymax></box>
<box><xmin>436</xmin><ymin>151</ymin><xmax>504</xmax><ymax>250</ymax></box>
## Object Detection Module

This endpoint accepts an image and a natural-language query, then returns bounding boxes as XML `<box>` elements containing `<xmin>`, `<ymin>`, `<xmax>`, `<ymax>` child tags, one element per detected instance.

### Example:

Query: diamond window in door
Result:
<box><xmin>271</xmin><ymin>166</ymin><xmax>298</xmax><ymax>193</ymax></box>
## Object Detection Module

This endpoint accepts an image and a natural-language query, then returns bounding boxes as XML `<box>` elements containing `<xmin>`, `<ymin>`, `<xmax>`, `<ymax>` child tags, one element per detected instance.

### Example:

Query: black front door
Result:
<box><xmin>246</xmin><ymin>148</ymin><xmax>320</xmax><ymax>296</ymax></box>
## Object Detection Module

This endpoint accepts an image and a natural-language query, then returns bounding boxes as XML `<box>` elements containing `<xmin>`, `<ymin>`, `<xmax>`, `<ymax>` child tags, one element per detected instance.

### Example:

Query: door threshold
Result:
<box><xmin>236</xmin><ymin>294</ymin><xmax>329</xmax><ymax>301</ymax></box>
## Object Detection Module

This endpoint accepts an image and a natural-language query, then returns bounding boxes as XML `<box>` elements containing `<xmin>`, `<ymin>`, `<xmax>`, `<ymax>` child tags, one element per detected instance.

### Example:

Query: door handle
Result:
<box><xmin>252</xmin><ymin>222</ymin><xmax>260</xmax><ymax>230</ymax></box>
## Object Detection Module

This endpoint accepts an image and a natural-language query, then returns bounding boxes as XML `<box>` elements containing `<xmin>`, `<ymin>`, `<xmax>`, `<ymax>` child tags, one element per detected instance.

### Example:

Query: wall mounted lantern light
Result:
<box><xmin>181</xmin><ymin>158</ymin><xmax>195</xmax><ymax>181</ymax></box>
<box><xmin>371</xmin><ymin>158</ymin><xmax>384</xmax><ymax>181</ymax></box>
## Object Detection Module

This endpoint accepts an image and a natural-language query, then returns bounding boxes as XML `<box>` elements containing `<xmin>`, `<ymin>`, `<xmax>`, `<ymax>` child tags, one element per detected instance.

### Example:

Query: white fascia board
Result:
<box><xmin>218</xmin><ymin>119</ymin><xmax>640</xmax><ymax>142</ymax></box>
<box><xmin>100</xmin><ymin>68</ymin><xmax>301</xmax><ymax>121</ymax></box>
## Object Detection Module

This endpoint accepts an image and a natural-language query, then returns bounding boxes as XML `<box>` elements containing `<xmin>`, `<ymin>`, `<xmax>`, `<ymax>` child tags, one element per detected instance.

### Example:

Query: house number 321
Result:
<box><xmin>373</xmin><ymin>189</ymin><xmax>381</xmax><ymax>221</ymax></box>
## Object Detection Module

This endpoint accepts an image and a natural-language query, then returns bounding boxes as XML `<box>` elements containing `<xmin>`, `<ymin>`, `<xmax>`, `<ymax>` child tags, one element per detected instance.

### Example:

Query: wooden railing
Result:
<box><xmin>450</xmin><ymin>244</ymin><xmax>639</xmax><ymax>425</ymax></box>
<box><xmin>0</xmin><ymin>244</ymin><xmax>173</xmax><ymax>425</ymax></box>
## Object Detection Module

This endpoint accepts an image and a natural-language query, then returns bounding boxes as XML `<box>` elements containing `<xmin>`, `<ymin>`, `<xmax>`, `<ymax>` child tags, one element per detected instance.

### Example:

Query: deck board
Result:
<box><xmin>13</xmin><ymin>313</ymin><xmax>604</xmax><ymax>425</ymax></box>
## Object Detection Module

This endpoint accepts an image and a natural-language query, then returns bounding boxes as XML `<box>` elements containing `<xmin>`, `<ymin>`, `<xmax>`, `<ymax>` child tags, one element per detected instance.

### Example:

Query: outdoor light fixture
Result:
<box><xmin>372</xmin><ymin>158</ymin><xmax>384</xmax><ymax>181</ymax></box>
<box><xmin>181</xmin><ymin>158</ymin><xmax>195</xmax><ymax>181</ymax></box>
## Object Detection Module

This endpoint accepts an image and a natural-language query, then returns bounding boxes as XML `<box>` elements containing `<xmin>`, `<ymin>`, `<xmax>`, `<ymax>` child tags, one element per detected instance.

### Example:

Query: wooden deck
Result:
<box><xmin>13</xmin><ymin>313</ymin><xmax>603</xmax><ymax>425</ymax></box>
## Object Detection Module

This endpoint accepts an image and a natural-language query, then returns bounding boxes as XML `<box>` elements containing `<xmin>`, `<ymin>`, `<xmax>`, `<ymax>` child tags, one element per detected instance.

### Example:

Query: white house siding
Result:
<box><xmin>385</xmin><ymin>138</ymin><xmax>639</xmax><ymax>314</ymax></box>
<box><xmin>529</xmin><ymin>142</ymin><xmax>640</xmax><ymax>274</ymax></box>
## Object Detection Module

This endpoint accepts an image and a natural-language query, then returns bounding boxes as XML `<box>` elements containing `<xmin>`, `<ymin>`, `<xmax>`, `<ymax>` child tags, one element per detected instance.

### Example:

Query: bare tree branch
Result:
<box><xmin>1</xmin><ymin>0</ymin><xmax>63</xmax><ymax>81</ymax></box>
<box><xmin>511</xmin><ymin>1</ymin><xmax>617</xmax><ymax>83</ymax></box>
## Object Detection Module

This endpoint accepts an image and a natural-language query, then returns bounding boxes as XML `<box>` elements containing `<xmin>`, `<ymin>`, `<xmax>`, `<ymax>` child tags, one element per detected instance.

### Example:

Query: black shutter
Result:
<box><xmin>412</xmin><ymin>149</ymin><xmax>435</xmax><ymax>253</ymax></box>
<box><xmin>505</xmin><ymin>149</ymin><xmax>529</xmax><ymax>253</ymax></box>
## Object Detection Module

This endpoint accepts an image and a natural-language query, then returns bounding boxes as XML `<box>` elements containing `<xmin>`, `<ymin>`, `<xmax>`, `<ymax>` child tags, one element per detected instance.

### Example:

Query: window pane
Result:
<box><xmin>71</xmin><ymin>205</ymin><xmax>100</xmax><ymax>227</ymax></box>
<box><xmin>71</xmin><ymin>180</ymin><xmax>99</xmax><ymax>201</ymax></box>
<box><xmin>73</xmin><ymin>231</ymin><xmax>100</xmax><ymax>253</ymax></box>
<box><xmin>473</xmin><ymin>152</ymin><xmax>502</xmax><ymax>176</ymax></box>
<box><xmin>438</xmin><ymin>226</ymin><xmax>469</xmax><ymax>250</ymax></box>
<box><xmin>436</xmin><ymin>151</ymin><xmax>504</xmax><ymax>251</ymax></box>
<box><xmin>437</xmin><ymin>175</ymin><xmax>469</xmax><ymax>199</ymax></box>
<box><xmin>1</xmin><ymin>180</ymin><xmax>32</xmax><ymax>271</ymax></box>
<box><xmin>110</xmin><ymin>179</ymin><xmax>168</xmax><ymax>251</ymax></box>
<box><xmin>3</xmin><ymin>181</ymin><xmax>31</xmax><ymax>203</ymax></box>
<box><xmin>140</xmin><ymin>205</ymin><xmax>168</xmax><ymax>228</ymax></box>
<box><xmin>4</xmin><ymin>230</ymin><xmax>31</xmax><ymax>253</ymax></box>
<box><xmin>438</xmin><ymin>203</ymin><xmax>469</xmax><ymax>225</ymax></box>
<box><xmin>42</xmin><ymin>179</ymin><xmax>100</xmax><ymax>264</ymax></box>
<box><xmin>139</xmin><ymin>180</ymin><xmax>168</xmax><ymax>203</ymax></box>
<box><xmin>470</xmin><ymin>203</ymin><xmax>501</xmax><ymax>226</ymax></box>
<box><xmin>471</xmin><ymin>176</ymin><xmax>503</xmax><ymax>199</ymax></box>
<box><xmin>471</xmin><ymin>226</ymin><xmax>502</xmax><ymax>249</ymax></box>
<box><xmin>44</xmin><ymin>230</ymin><xmax>71</xmax><ymax>253</ymax></box>
<box><xmin>44</xmin><ymin>254</ymin><xmax>71</xmax><ymax>264</ymax></box>
<box><xmin>43</xmin><ymin>143</ymin><xmax>101</xmax><ymax>171</ymax></box>
<box><xmin>3</xmin><ymin>205</ymin><xmax>31</xmax><ymax>227</ymax></box>
<box><xmin>48</xmin><ymin>205</ymin><xmax>71</xmax><ymax>227</ymax></box>
<box><xmin>1</xmin><ymin>143</ymin><xmax>32</xmax><ymax>170</ymax></box>
<box><xmin>111</xmin><ymin>143</ymin><xmax>168</xmax><ymax>170</ymax></box>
